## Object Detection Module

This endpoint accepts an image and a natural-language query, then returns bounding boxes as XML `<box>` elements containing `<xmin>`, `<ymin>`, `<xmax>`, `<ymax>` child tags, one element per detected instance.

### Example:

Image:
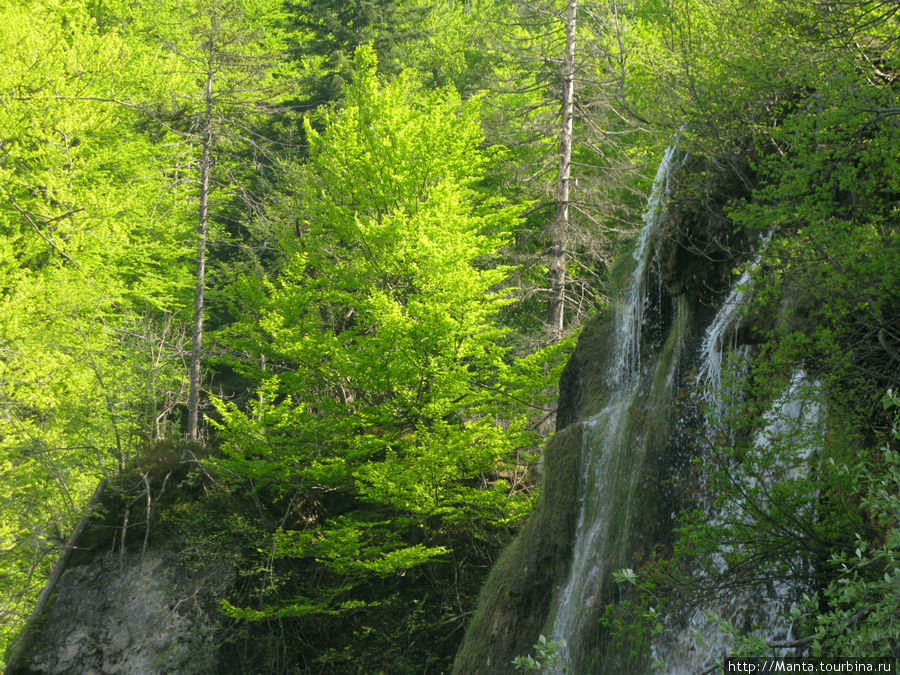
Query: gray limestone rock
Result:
<box><xmin>26</xmin><ymin>550</ymin><xmax>222</xmax><ymax>675</ymax></box>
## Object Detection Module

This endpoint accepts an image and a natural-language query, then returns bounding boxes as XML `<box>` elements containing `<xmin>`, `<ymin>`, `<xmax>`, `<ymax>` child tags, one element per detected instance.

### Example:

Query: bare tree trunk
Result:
<box><xmin>547</xmin><ymin>0</ymin><xmax>577</xmax><ymax>343</ymax></box>
<box><xmin>187</xmin><ymin>35</ymin><xmax>215</xmax><ymax>442</ymax></box>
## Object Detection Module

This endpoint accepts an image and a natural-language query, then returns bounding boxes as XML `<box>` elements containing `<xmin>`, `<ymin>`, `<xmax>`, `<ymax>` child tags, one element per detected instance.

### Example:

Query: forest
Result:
<box><xmin>1</xmin><ymin>0</ymin><xmax>898</xmax><ymax>672</ymax></box>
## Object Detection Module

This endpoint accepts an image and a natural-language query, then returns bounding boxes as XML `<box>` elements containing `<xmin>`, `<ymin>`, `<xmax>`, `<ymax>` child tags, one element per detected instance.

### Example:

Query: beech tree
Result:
<box><xmin>210</xmin><ymin>47</ymin><xmax>565</xmax><ymax>670</ymax></box>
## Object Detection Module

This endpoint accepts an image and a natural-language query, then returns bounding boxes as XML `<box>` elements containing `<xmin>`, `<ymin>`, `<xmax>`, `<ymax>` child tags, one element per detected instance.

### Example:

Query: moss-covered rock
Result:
<box><xmin>453</xmin><ymin>423</ymin><xmax>584</xmax><ymax>674</ymax></box>
<box><xmin>657</xmin><ymin>154</ymin><xmax>754</xmax><ymax>299</ymax></box>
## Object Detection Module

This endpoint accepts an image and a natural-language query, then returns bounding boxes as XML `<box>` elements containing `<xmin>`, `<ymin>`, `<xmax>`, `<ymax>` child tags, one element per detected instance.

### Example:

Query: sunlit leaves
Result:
<box><xmin>211</xmin><ymin>49</ymin><xmax>560</xmax><ymax>627</ymax></box>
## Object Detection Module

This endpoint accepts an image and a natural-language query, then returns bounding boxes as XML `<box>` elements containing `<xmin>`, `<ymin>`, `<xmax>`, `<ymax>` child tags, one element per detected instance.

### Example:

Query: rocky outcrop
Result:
<box><xmin>23</xmin><ymin>551</ymin><xmax>224</xmax><ymax>675</ymax></box>
<box><xmin>5</xmin><ymin>449</ymin><xmax>231</xmax><ymax>675</ymax></box>
<box><xmin>657</xmin><ymin>154</ymin><xmax>754</xmax><ymax>299</ymax></box>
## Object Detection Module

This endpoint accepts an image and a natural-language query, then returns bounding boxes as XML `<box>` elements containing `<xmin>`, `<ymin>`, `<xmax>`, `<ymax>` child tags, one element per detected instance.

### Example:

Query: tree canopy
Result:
<box><xmin>1</xmin><ymin>0</ymin><xmax>898</xmax><ymax>670</ymax></box>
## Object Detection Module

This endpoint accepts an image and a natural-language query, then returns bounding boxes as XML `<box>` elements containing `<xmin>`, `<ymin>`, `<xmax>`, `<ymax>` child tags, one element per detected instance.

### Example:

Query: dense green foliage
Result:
<box><xmin>0</xmin><ymin>0</ymin><xmax>195</xmax><ymax>656</ymax></box>
<box><xmin>0</xmin><ymin>1</ymin><xmax>573</xmax><ymax>668</ymax></box>
<box><xmin>1</xmin><ymin>0</ymin><xmax>898</xmax><ymax>670</ymax></box>
<box><xmin>203</xmin><ymin>51</ymin><xmax>567</xmax><ymax>669</ymax></box>
<box><xmin>601</xmin><ymin>0</ymin><xmax>900</xmax><ymax>666</ymax></box>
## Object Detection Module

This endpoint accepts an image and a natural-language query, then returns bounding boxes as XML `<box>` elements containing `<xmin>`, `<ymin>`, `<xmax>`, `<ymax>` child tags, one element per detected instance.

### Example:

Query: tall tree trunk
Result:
<box><xmin>547</xmin><ymin>0</ymin><xmax>577</xmax><ymax>343</ymax></box>
<box><xmin>187</xmin><ymin>36</ymin><xmax>215</xmax><ymax>441</ymax></box>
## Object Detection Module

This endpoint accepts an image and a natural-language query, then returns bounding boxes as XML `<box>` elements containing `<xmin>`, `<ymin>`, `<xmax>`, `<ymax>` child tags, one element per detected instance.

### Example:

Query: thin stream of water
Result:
<box><xmin>547</xmin><ymin>146</ymin><xmax>679</xmax><ymax>670</ymax></box>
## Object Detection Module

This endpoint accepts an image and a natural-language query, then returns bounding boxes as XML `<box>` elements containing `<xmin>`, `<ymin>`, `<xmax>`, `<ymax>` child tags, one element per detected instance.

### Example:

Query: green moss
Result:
<box><xmin>3</xmin><ymin>601</ymin><xmax>49</xmax><ymax>674</ymax></box>
<box><xmin>453</xmin><ymin>425</ymin><xmax>584</xmax><ymax>674</ymax></box>
<box><xmin>67</xmin><ymin>441</ymin><xmax>217</xmax><ymax>567</ymax></box>
<box><xmin>557</xmin><ymin>301</ymin><xmax>619</xmax><ymax>431</ymax></box>
<box><xmin>455</xmin><ymin>254</ymin><xmax>699</xmax><ymax>673</ymax></box>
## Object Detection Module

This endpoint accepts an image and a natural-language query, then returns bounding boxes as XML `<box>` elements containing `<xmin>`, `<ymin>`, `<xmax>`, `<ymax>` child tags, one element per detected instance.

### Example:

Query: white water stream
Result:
<box><xmin>548</xmin><ymin>146</ymin><xmax>680</xmax><ymax>670</ymax></box>
<box><xmin>542</xmin><ymin>147</ymin><xmax>822</xmax><ymax>673</ymax></box>
<box><xmin>612</xmin><ymin>145</ymin><xmax>679</xmax><ymax>386</ymax></box>
<box><xmin>654</xmin><ymin>263</ymin><xmax>823</xmax><ymax>672</ymax></box>
<box><xmin>697</xmin><ymin>232</ymin><xmax>772</xmax><ymax>409</ymax></box>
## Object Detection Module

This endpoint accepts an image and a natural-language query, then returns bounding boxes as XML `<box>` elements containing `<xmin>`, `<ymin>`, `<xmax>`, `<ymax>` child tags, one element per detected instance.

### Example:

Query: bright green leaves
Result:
<box><xmin>273</xmin><ymin>520</ymin><xmax>448</xmax><ymax>576</ymax></box>
<box><xmin>212</xmin><ymin>49</ymin><xmax>558</xmax><ymax>629</ymax></box>
<box><xmin>355</xmin><ymin>418</ymin><xmax>520</xmax><ymax>523</ymax></box>
<box><xmin>0</xmin><ymin>1</ymin><xmax>219</xmax><ymax>660</ymax></box>
<box><xmin>0</xmin><ymin>0</ymin><xmax>197</xmax><ymax>462</ymax></box>
<box><xmin>806</xmin><ymin>391</ymin><xmax>900</xmax><ymax>658</ymax></box>
<box><xmin>0</xmin><ymin>0</ymin><xmax>192</xmax><ymax>295</ymax></box>
<box><xmin>295</xmin><ymin>49</ymin><xmax>492</xmax><ymax>238</ymax></box>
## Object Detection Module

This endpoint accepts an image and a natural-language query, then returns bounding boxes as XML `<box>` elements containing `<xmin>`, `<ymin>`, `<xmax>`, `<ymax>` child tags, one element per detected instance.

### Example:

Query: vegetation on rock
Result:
<box><xmin>1</xmin><ymin>0</ymin><xmax>898</xmax><ymax>671</ymax></box>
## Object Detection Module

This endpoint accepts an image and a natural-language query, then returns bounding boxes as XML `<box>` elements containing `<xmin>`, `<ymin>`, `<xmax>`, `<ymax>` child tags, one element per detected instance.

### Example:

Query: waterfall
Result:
<box><xmin>653</xmin><ymin>369</ymin><xmax>822</xmax><ymax>673</ymax></box>
<box><xmin>547</xmin><ymin>146</ymin><xmax>681</xmax><ymax>670</ymax></box>
<box><xmin>695</xmin><ymin>267</ymin><xmax>753</xmax><ymax>402</ymax></box>
<box><xmin>453</xmin><ymin>145</ymin><xmax>832</xmax><ymax>675</ymax></box>
<box><xmin>697</xmin><ymin>232</ymin><xmax>772</xmax><ymax>407</ymax></box>
<box><xmin>551</xmin><ymin>215</ymin><xmax>824</xmax><ymax>671</ymax></box>
<box><xmin>652</xmin><ymin>254</ymin><xmax>823</xmax><ymax>673</ymax></box>
<box><xmin>548</xmin><ymin>394</ymin><xmax>636</xmax><ymax>662</ymax></box>
<box><xmin>613</xmin><ymin>144</ymin><xmax>679</xmax><ymax>385</ymax></box>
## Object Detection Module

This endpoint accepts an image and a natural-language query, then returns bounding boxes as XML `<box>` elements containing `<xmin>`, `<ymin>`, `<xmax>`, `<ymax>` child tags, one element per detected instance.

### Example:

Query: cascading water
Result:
<box><xmin>547</xmin><ymin>395</ymin><xmax>636</xmax><ymax>665</ymax></box>
<box><xmin>613</xmin><ymin>144</ymin><xmax>679</xmax><ymax>385</ymax></box>
<box><xmin>547</xmin><ymin>205</ymin><xmax>822</xmax><ymax>671</ymax></box>
<box><xmin>452</xmin><ymin>145</ymin><xmax>826</xmax><ymax>675</ymax></box>
<box><xmin>652</xmin><ymin>262</ymin><xmax>824</xmax><ymax>672</ymax></box>
<box><xmin>695</xmin><ymin>268</ymin><xmax>753</xmax><ymax>404</ymax></box>
<box><xmin>546</xmin><ymin>146</ymin><xmax>682</xmax><ymax>671</ymax></box>
<box><xmin>697</xmin><ymin>232</ymin><xmax>772</xmax><ymax>407</ymax></box>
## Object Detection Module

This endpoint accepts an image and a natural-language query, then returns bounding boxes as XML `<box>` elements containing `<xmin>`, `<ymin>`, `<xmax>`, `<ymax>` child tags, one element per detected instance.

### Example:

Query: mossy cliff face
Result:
<box><xmin>656</xmin><ymin>154</ymin><xmax>753</xmax><ymax>299</ymax></box>
<box><xmin>453</xmin><ymin>153</ymin><xmax>750</xmax><ymax>674</ymax></box>
<box><xmin>454</xmin><ymin>298</ymin><xmax>698</xmax><ymax>674</ymax></box>
<box><xmin>452</xmin><ymin>423</ymin><xmax>584</xmax><ymax>674</ymax></box>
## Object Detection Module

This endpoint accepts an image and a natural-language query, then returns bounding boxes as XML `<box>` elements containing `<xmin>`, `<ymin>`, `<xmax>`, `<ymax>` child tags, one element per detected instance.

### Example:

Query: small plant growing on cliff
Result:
<box><xmin>603</xmin><ymin>567</ymin><xmax>668</xmax><ymax>665</ymax></box>
<box><xmin>512</xmin><ymin>634</ymin><xmax>569</xmax><ymax>672</ymax></box>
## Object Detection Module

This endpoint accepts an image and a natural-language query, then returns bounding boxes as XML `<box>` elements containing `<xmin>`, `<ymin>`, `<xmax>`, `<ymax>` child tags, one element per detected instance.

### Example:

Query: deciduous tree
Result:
<box><xmin>210</xmin><ymin>48</ymin><xmax>565</xmax><ymax>670</ymax></box>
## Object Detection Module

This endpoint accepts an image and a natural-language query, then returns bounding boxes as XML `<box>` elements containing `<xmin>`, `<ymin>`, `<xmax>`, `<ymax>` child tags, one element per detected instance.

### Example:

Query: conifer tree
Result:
<box><xmin>127</xmin><ymin>0</ymin><xmax>295</xmax><ymax>440</ymax></box>
<box><xmin>477</xmin><ymin>0</ymin><xmax>651</xmax><ymax>343</ymax></box>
